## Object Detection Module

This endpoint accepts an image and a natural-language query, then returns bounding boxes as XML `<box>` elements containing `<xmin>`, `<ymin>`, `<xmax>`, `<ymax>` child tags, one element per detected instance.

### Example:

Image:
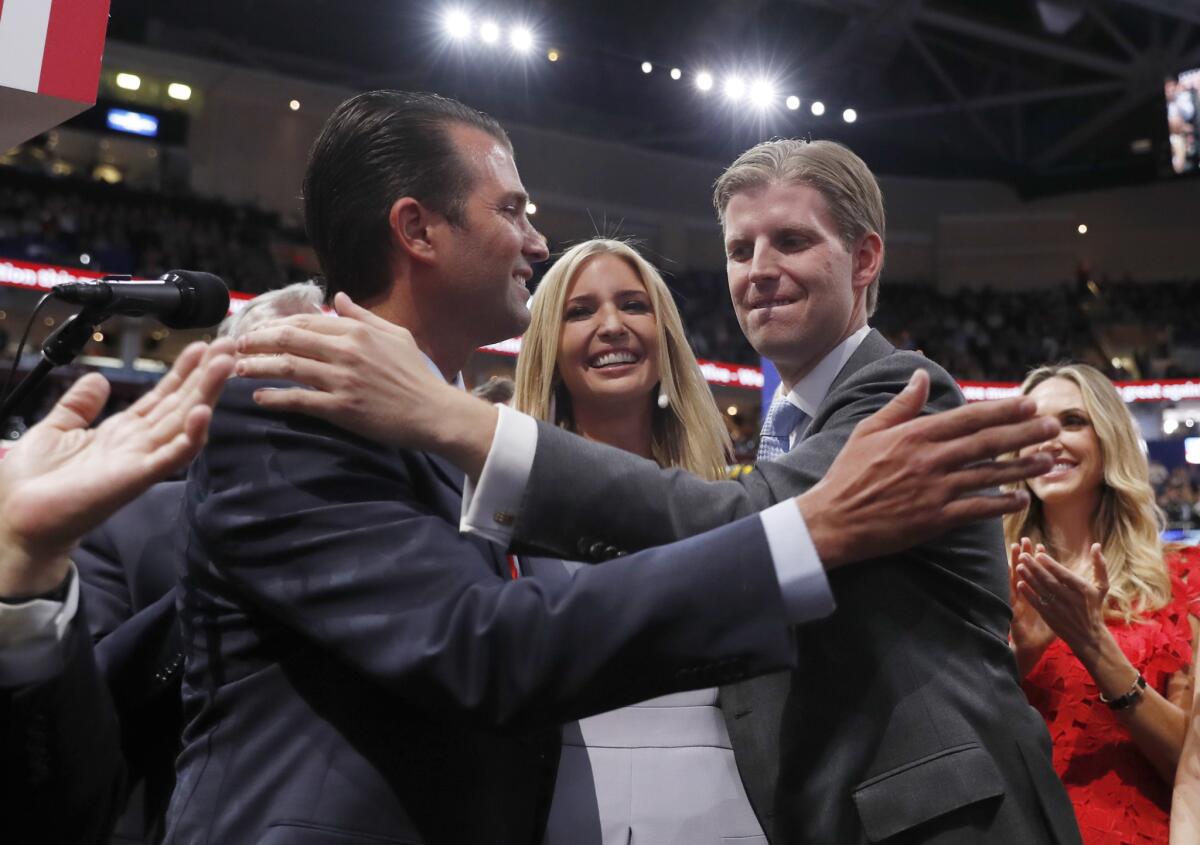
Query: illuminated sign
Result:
<box><xmin>106</xmin><ymin>108</ymin><xmax>159</xmax><ymax>137</ymax></box>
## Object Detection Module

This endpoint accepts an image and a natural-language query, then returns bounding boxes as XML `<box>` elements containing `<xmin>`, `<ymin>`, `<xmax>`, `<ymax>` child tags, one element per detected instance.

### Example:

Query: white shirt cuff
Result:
<box><xmin>461</xmin><ymin>404</ymin><xmax>538</xmax><ymax>547</ymax></box>
<box><xmin>759</xmin><ymin>500</ymin><xmax>836</xmax><ymax>624</ymax></box>
<box><xmin>0</xmin><ymin>564</ymin><xmax>81</xmax><ymax>687</ymax></box>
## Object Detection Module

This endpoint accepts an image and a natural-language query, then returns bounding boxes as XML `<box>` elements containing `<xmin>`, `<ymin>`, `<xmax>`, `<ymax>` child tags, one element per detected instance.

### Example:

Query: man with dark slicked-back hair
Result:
<box><xmin>168</xmin><ymin>89</ymin><xmax>812</xmax><ymax>844</ymax></box>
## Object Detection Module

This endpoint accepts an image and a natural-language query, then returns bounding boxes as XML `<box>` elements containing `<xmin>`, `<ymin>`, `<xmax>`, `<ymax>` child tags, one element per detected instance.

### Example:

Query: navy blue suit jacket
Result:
<box><xmin>166</xmin><ymin>379</ymin><xmax>796</xmax><ymax>844</ymax></box>
<box><xmin>1</xmin><ymin>481</ymin><xmax>186</xmax><ymax>844</ymax></box>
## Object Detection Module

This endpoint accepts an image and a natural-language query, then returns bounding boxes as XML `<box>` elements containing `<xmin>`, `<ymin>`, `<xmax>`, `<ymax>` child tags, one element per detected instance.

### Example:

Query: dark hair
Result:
<box><xmin>303</xmin><ymin>90</ymin><xmax>511</xmax><ymax>302</ymax></box>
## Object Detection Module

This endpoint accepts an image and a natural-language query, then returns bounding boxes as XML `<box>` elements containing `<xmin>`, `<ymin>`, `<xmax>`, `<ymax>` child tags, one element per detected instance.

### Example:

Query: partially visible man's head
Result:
<box><xmin>712</xmin><ymin>139</ymin><xmax>886</xmax><ymax>383</ymax></box>
<box><xmin>303</xmin><ymin>90</ymin><xmax>511</xmax><ymax>304</ymax></box>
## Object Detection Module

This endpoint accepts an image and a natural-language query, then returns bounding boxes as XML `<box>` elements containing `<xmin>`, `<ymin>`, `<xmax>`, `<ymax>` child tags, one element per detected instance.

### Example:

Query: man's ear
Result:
<box><xmin>851</xmin><ymin>231</ymin><xmax>884</xmax><ymax>292</ymax></box>
<box><xmin>388</xmin><ymin>197</ymin><xmax>441</xmax><ymax>266</ymax></box>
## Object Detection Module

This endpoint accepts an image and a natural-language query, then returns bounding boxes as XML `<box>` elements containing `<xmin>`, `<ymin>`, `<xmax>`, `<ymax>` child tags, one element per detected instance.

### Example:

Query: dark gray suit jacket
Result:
<box><xmin>508</xmin><ymin>331</ymin><xmax>1082</xmax><ymax>845</ymax></box>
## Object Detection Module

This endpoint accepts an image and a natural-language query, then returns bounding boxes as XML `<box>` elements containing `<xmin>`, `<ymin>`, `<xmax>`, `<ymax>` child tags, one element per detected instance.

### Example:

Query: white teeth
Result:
<box><xmin>1052</xmin><ymin>463</ymin><xmax>1075</xmax><ymax>471</ymax></box>
<box><xmin>592</xmin><ymin>351</ymin><xmax>638</xmax><ymax>368</ymax></box>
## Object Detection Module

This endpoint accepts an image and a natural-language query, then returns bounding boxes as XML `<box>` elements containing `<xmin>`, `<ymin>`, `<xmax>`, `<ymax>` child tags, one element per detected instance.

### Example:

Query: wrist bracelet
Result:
<box><xmin>1100</xmin><ymin>673</ymin><xmax>1147</xmax><ymax>711</ymax></box>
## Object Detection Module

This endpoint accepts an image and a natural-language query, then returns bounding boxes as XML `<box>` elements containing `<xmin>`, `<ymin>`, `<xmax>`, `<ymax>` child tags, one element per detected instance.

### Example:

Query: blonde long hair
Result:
<box><xmin>514</xmin><ymin>239</ymin><xmax>731</xmax><ymax>480</ymax></box>
<box><xmin>1004</xmin><ymin>364</ymin><xmax>1170</xmax><ymax>623</ymax></box>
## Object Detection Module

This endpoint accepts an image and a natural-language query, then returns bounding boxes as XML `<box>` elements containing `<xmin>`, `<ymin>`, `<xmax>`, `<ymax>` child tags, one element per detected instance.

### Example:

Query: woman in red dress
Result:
<box><xmin>1007</xmin><ymin>363</ymin><xmax>1200</xmax><ymax>845</ymax></box>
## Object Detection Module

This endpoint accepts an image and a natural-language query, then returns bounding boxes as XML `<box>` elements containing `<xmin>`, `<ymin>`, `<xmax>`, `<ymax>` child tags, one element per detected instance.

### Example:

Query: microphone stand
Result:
<box><xmin>0</xmin><ymin>305</ymin><xmax>114</xmax><ymax>421</ymax></box>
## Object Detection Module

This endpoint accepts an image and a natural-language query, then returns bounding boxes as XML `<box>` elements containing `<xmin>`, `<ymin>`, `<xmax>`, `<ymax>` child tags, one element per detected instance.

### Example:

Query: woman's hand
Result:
<box><xmin>1009</xmin><ymin>537</ymin><xmax>1057</xmax><ymax>675</ymax></box>
<box><xmin>1015</xmin><ymin>542</ymin><xmax>1111</xmax><ymax>666</ymax></box>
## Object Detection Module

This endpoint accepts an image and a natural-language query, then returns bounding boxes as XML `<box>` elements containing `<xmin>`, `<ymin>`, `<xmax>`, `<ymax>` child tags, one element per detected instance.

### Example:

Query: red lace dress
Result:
<box><xmin>1022</xmin><ymin>546</ymin><xmax>1200</xmax><ymax>844</ymax></box>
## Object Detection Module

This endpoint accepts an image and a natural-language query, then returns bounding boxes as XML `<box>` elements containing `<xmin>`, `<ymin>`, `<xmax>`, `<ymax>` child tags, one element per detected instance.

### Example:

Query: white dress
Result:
<box><xmin>535</xmin><ymin>559</ymin><xmax>766</xmax><ymax>845</ymax></box>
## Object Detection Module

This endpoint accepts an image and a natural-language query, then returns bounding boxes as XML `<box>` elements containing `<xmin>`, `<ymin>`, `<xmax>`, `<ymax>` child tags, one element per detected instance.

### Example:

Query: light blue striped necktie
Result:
<box><xmin>757</xmin><ymin>394</ymin><xmax>808</xmax><ymax>463</ymax></box>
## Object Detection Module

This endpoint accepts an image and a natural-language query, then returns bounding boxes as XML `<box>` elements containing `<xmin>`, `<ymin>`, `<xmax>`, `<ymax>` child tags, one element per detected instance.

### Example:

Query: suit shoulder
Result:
<box><xmin>842</xmin><ymin>349</ymin><xmax>964</xmax><ymax>410</ymax></box>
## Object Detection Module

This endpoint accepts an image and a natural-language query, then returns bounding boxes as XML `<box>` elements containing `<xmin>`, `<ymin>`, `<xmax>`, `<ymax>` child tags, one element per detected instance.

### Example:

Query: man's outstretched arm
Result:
<box><xmin>235</xmin><ymin>296</ymin><xmax>1055</xmax><ymax>568</ymax></box>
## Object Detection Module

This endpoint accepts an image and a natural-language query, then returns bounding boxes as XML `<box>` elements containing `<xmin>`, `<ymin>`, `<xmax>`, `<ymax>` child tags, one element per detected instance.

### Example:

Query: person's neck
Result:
<box><xmin>573</xmin><ymin>397</ymin><xmax>655</xmax><ymax>460</ymax></box>
<box><xmin>1041</xmin><ymin>492</ymin><xmax>1101</xmax><ymax>570</ymax></box>
<box><xmin>775</xmin><ymin>317</ymin><xmax>866</xmax><ymax>393</ymax></box>
<box><xmin>368</xmin><ymin>287</ymin><xmax>471</xmax><ymax>382</ymax></box>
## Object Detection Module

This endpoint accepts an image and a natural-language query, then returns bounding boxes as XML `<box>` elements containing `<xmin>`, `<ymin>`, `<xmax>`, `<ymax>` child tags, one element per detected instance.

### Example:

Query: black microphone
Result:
<box><xmin>51</xmin><ymin>270</ymin><xmax>231</xmax><ymax>329</ymax></box>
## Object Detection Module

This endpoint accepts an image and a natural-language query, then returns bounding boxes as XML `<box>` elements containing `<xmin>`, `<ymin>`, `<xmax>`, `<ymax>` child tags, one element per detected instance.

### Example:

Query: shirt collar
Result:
<box><xmin>781</xmin><ymin>325</ymin><xmax>872</xmax><ymax>418</ymax></box>
<box><xmin>418</xmin><ymin>350</ymin><xmax>466</xmax><ymax>391</ymax></box>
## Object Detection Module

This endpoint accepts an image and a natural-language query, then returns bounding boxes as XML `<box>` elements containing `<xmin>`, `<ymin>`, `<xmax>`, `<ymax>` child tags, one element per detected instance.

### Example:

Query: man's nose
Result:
<box><xmin>525</xmin><ymin>225</ymin><xmax>549</xmax><ymax>262</ymax></box>
<box><xmin>748</xmin><ymin>243</ymin><xmax>777</xmax><ymax>285</ymax></box>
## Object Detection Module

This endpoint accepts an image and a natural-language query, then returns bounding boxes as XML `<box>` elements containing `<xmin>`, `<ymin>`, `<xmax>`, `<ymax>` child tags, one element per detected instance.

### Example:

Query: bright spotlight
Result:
<box><xmin>167</xmin><ymin>82</ymin><xmax>192</xmax><ymax>101</ymax></box>
<box><xmin>641</xmin><ymin>61</ymin><xmax>653</xmax><ymax>74</ymax></box>
<box><xmin>749</xmin><ymin>79</ymin><xmax>776</xmax><ymax>109</ymax></box>
<box><xmin>289</xmin><ymin>99</ymin><xmax>301</xmax><ymax>111</ymax></box>
<box><xmin>1077</xmin><ymin>223</ymin><xmax>1088</xmax><ymax>234</ymax></box>
<box><xmin>786</xmin><ymin>95</ymin><xmax>800</xmax><ymax>110</ymax></box>
<box><xmin>842</xmin><ymin>108</ymin><xmax>857</xmax><ymax>123</ymax></box>
<box><xmin>510</xmin><ymin>26</ymin><xmax>534</xmax><ymax>52</ymax></box>
<box><xmin>695</xmin><ymin>71</ymin><xmax>714</xmax><ymax>92</ymax></box>
<box><xmin>115</xmin><ymin>72</ymin><xmax>141</xmax><ymax>91</ymax></box>
<box><xmin>479</xmin><ymin>20</ymin><xmax>501</xmax><ymax>44</ymax></box>
<box><xmin>810</xmin><ymin>100</ymin><xmax>825</xmax><ymax>116</ymax></box>
<box><xmin>670</xmin><ymin>67</ymin><xmax>682</xmax><ymax>80</ymax></box>
<box><xmin>444</xmin><ymin>9</ymin><xmax>471</xmax><ymax>40</ymax></box>
<box><xmin>723</xmin><ymin>75</ymin><xmax>745</xmax><ymax>101</ymax></box>
<box><xmin>526</xmin><ymin>202</ymin><xmax>538</xmax><ymax>215</ymax></box>
<box><xmin>80</xmin><ymin>253</ymin><xmax>92</xmax><ymax>265</ymax></box>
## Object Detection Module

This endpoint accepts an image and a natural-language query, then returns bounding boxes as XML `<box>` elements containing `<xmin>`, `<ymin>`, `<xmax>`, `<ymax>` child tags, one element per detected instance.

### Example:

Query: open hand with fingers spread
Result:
<box><xmin>0</xmin><ymin>339</ymin><xmax>234</xmax><ymax>597</ymax></box>
<box><xmin>795</xmin><ymin>369</ymin><xmax>1060</xmax><ymax>568</ymax></box>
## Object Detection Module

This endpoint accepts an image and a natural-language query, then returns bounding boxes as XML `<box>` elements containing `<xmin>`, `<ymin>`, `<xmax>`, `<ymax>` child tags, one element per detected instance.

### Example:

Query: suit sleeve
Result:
<box><xmin>0</xmin><ymin>598</ymin><xmax>126</xmax><ymax>845</ymax></box>
<box><xmin>512</xmin><ymin>353</ymin><xmax>963</xmax><ymax>559</ymax></box>
<box><xmin>188</xmin><ymin>386</ymin><xmax>797</xmax><ymax>729</ymax></box>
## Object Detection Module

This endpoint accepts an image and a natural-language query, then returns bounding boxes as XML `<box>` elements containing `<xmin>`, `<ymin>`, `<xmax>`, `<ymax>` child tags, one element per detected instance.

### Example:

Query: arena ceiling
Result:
<box><xmin>107</xmin><ymin>0</ymin><xmax>1200</xmax><ymax>195</ymax></box>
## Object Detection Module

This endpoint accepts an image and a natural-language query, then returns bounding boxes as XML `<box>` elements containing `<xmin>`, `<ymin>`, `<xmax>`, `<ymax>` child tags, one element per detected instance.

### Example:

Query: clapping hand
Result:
<box><xmin>0</xmin><ymin>339</ymin><xmax>234</xmax><ymax>597</ymax></box>
<box><xmin>1009</xmin><ymin>538</ymin><xmax>1057</xmax><ymax>673</ymax></box>
<box><xmin>1014</xmin><ymin>540</ymin><xmax>1111</xmax><ymax>661</ymax></box>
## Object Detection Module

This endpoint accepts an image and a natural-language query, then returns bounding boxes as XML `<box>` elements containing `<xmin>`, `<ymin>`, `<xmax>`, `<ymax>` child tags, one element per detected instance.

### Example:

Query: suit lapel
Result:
<box><xmin>722</xmin><ymin>330</ymin><xmax>896</xmax><ymax>830</ymax></box>
<box><xmin>423</xmin><ymin>452</ymin><xmax>466</xmax><ymax>495</ymax></box>
<box><xmin>416</xmin><ymin>451</ymin><xmax>514</xmax><ymax>579</ymax></box>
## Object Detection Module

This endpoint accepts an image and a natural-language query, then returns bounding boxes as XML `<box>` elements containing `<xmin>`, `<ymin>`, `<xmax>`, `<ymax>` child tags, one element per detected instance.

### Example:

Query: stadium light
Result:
<box><xmin>289</xmin><ymin>99</ymin><xmax>301</xmax><ymax>111</ymax></box>
<box><xmin>168</xmin><ymin>83</ymin><xmax>192</xmax><ymax>101</ymax></box>
<box><xmin>641</xmin><ymin>61</ymin><xmax>653</xmax><ymax>74</ymax></box>
<box><xmin>842</xmin><ymin>108</ymin><xmax>857</xmax><ymax>123</ymax></box>
<box><xmin>786</xmin><ymin>95</ymin><xmax>800</xmax><ymax>110</ymax></box>
<box><xmin>1077</xmin><ymin>223</ymin><xmax>1088</xmax><ymax>234</ymax></box>
<box><xmin>116</xmin><ymin>72</ymin><xmax>141</xmax><ymax>91</ymax></box>
<box><xmin>810</xmin><ymin>100</ymin><xmax>825</xmax><ymax>116</ymax></box>
<box><xmin>479</xmin><ymin>20</ymin><xmax>501</xmax><ymax>44</ymax></box>
<box><xmin>695</xmin><ymin>71</ymin><xmax>714</xmax><ymax>92</ymax></box>
<box><xmin>723</xmin><ymin>75</ymin><xmax>745</xmax><ymax>101</ymax></box>
<box><xmin>749</xmin><ymin>78</ymin><xmax>776</xmax><ymax>109</ymax></box>
<box><xmin>444</xmin><ymin>9</ymin><xmax>472</xmax><ymax>40</ymax></box>
<box><xmin>670</xmin><ymin>67</ymin><xmax>682</xmax><ymax>80</ymax></box>
<box><xmin>510</xmin><ymin>26</ymin><xmax>534</xmax><ymax>52</ymax></box>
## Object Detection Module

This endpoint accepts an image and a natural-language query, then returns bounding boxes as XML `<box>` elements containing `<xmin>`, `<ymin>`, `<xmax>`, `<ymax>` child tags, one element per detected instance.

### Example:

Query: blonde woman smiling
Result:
<box><xmin>1007</xmin><ymin>363</ymin><xmax>1200</xmax><ymax>845</ymax></box>
<box><xmin>513</xmin><ymin>239</ymin><xmax>762</xmax><ymax>845</ymax></box>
